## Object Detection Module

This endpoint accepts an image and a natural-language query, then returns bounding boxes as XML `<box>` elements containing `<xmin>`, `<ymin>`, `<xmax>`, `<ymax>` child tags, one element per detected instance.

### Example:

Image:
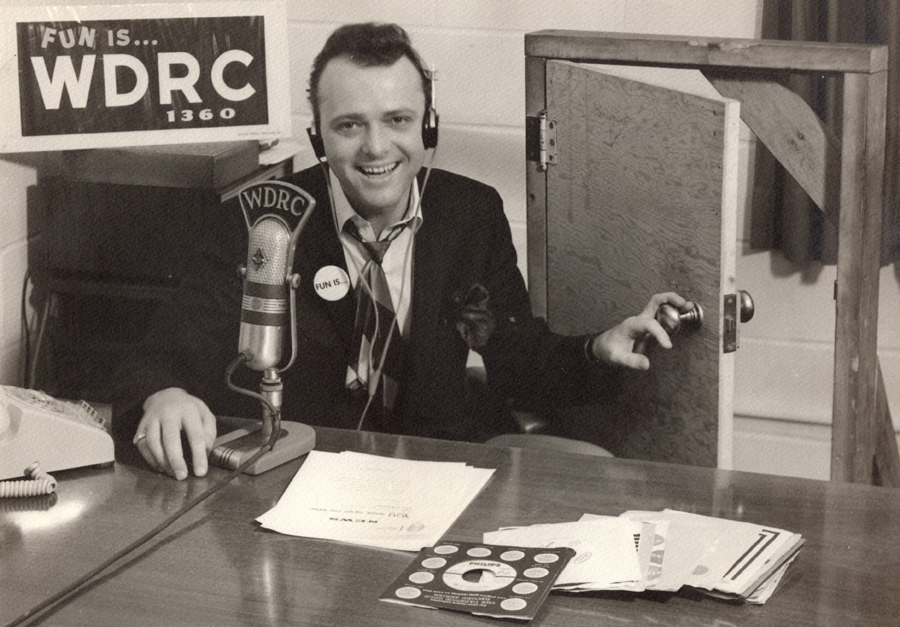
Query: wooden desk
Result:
<box><xmin>2</xmin><ymin>427</ymin><xmax>899</xmax><ymax>626</ymax></box>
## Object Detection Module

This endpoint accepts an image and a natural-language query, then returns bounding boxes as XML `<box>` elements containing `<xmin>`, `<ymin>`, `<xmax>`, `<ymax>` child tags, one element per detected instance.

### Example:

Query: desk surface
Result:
<box><xmin>2</xmin><ymin>427</ymin><xmax>899</xmax><ymax>627</ymax></box>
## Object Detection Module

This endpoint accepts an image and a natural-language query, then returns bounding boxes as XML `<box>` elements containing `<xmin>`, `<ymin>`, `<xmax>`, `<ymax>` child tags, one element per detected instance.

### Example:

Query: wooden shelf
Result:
<box><xmin>61</xmin><ymin>141</ymin><xmax>261</xmax><ymax>190</ymax></box>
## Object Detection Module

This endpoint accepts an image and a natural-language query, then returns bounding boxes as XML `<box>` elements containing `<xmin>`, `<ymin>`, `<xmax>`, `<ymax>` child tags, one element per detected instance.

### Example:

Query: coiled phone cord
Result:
<box><xmin>2</xmin><ymin>430</ymin><xmax>277</xmax><ymax>627</ymax></box>
<box><xmin>0</xmin><ymin>463</ymin><xmax>57</xmax><ymax>498</ymax></box>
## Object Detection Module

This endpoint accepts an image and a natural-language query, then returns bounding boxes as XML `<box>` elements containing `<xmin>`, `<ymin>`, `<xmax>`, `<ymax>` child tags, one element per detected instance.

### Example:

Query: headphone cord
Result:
<box><xmin>315</xmin><ymin>144</ymin><xmax>436</xmax><ymax>433</ymax></box>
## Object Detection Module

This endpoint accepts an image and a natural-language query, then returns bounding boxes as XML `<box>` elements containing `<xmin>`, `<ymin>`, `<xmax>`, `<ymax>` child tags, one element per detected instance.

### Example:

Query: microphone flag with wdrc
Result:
<box><xmin>210</xmin><ymin>180</ymin><xmax>318</xmax><ymax>475</ymax></box>
<box><xmin>238</xmin><ymin>180</ymin><xmax>313</xmax><ymax>370</ymax></box>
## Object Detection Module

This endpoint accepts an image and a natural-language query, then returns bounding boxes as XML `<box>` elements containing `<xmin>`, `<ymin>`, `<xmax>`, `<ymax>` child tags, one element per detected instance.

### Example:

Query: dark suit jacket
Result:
<box><xmin>111</xmin><ymin>166</ymin><xmax>611</xmax><ymax>443</ymax></box>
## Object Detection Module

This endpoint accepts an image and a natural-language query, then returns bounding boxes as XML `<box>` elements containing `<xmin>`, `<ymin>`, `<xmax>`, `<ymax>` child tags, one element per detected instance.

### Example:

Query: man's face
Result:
<box><xmin>317</xmin><ymin>55</ymin><xmax>427</xmax><ymax>223</ymax></box>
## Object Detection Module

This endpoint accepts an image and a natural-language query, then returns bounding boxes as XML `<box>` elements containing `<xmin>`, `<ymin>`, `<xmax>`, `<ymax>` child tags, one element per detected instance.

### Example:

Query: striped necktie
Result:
<box><xmin>344</xmin><ymin>220</ymin><xmax>408</xmax><ymax>418</ymax></box>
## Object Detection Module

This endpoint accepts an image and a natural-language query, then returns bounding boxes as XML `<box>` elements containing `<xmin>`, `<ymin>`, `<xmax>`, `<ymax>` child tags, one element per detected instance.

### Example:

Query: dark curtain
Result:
<box><xmin>754</xmin><ymin>0</ymin><xmax>900</xmax><ymax>265</ymax></box>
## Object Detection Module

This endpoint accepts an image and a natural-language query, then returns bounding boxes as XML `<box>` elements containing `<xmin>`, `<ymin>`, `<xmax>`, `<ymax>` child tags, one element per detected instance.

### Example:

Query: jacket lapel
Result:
<box><xmin>295</xmin><ymin>168</ymin><xmax>357</xmax><ymax>354</ymax></box>
<box><xmin>410</xmin><ymin>170</ymin><xmax>452</xmax><ymax>350</ymax></box>
<box><xmin>297</xmin><ymin>167</ymin><xmax>450</xmax><ymax>360</ymax></box>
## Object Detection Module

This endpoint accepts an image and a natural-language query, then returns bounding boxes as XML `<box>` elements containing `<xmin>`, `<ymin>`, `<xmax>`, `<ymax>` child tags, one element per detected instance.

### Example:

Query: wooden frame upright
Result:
<box><xmin>525</xmin><ymin>30</ymin><xmax>898</xmax><ymax>485</ymax></box>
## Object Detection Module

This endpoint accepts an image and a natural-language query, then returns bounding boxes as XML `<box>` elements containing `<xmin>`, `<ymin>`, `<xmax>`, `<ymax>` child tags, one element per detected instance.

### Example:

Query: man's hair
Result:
<box><xmin>308</xmin><ymin>23</ymin><xmax>433</xmax><ymax>130</ymax></box>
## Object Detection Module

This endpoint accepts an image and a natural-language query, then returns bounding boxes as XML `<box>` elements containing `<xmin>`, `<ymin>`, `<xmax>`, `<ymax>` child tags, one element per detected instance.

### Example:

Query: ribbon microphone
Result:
<box><xmin>209</xmin><ymin>180</ymin><xmax>317</xmax><ymax>474</ymax></box>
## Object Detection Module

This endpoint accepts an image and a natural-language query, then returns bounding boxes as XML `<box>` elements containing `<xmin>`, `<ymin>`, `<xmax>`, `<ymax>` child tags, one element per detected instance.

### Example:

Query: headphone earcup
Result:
<box><xmin>422</xmin><ymin>109</ymin><xmax>439</xmax><ymax>150</ymax></box>
<box><xmin>307</xmin><ymin>127</ymin><xmax>326</xmax><ymax>160</ymax></box>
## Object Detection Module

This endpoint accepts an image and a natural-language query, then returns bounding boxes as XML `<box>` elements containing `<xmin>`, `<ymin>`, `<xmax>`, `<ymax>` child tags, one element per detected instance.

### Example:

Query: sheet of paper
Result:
<box><xmin>620</xmin><ymin>509</ymin><xmax>797</xmax><ymax>594</ymax></box>
<box><xmin>484</xmin><ymin>518</ymin><xmax>642</xmax><ymax>588</ymax></box>
<box><xmin>602</xmin><ymin>520</ymin><xmax>656</xmax><ymax>592</ymax></box>
<box><xmin>579</xmin><ymin>514</ymin><xmax>666</xmax><ymax>592</ymax></box>
<box><xmin>618</xmin><ymin>510</ymin><xmax>706</xmax><ymax>591</ymax></box>
<box><xmin>651</xmin><ymin>509</ymin><xmax>796</xmax><ymax>593</ymax></box>
<box><xmin>257</xmin><ymin>451</ymin><xmax>494</xmax><ymax>551</ymax></box>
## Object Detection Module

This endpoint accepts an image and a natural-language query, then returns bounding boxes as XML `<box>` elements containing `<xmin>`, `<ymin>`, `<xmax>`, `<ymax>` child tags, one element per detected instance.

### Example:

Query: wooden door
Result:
<box><xmin>526</xmin><ymin>60</ymin><xmax>740</xmax><ymax>467</ymax></box>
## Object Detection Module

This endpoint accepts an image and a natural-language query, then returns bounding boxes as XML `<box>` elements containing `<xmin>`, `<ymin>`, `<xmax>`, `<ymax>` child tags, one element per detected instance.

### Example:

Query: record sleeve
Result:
<box><xmin>381</xmin><ymin>541</ymin><xmax>575</xmax><ymax>621</ymax></box>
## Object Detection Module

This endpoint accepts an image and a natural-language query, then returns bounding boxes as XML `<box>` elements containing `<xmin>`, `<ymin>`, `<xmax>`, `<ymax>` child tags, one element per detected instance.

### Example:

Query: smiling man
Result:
<box><xmin>112</xmin><ymin>23</ymin><xmax>685</xmax><ymax>481</ymax></box>
<box><xmin>315</xmin><ymin>53</ymin><xmax>426</xmax><ymax>234</ymax></box>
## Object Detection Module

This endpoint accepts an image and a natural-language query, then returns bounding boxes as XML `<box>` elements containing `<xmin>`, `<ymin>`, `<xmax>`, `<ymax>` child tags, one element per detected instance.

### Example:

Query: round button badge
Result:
<box><xmin>313</xmin><ymin>266</ymin><xmax>351</xmax><ymax>301</ymax></box>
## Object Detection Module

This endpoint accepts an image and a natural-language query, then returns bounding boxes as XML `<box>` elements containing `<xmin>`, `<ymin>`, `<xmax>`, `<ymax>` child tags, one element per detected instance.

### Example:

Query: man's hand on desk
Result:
<box><xmin>134</xmin><ymin>388</ymin><xmax>217</xmax><ymax>480</ymax></box>
<box><xmin>589</xmin><ymin>292</ymin><xmax>687</xmax><ymax>371</ymax></box>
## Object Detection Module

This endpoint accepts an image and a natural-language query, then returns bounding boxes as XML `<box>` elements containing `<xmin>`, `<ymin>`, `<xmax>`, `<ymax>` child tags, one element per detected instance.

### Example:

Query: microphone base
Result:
<box><xmin>210</xmin><ymin>422</ymin><xmax>315</xmax><ymax>475</ymax></box>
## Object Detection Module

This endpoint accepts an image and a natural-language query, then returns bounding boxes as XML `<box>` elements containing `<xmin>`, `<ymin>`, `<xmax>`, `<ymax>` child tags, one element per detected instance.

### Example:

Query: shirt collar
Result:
<box><xmin>329</xmin><ymin>170</ymin><xmax>423</xmax><ymax>240</ymax></box>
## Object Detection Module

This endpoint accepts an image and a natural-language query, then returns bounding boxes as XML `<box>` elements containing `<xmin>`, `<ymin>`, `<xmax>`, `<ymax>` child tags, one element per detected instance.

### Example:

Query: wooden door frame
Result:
<box><xmin>525</xmin><ymin>30</ymin><xmax>898</xmax><ymax>485</ymax></box>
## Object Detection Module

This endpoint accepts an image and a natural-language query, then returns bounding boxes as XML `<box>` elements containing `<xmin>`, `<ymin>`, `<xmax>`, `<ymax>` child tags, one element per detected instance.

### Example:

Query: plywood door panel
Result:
<box><xmin>539</xmin><ymin>60</ymin><xmax>739</xmax><ymax>467</ymax></box>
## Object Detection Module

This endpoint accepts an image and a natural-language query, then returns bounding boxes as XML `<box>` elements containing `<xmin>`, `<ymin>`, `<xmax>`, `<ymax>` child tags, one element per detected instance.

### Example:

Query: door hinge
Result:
<box><xmin>526</xmin><ymin>110</ymin><xmax>557</xmax><ymax>171</ymax></box>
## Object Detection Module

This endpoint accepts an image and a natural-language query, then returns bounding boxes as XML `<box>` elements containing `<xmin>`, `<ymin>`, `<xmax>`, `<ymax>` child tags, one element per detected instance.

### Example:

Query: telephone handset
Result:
<box><xmin>0</xmin><ymin>386</ymin><xmax>114</xmax><ymax>491</ymax></box>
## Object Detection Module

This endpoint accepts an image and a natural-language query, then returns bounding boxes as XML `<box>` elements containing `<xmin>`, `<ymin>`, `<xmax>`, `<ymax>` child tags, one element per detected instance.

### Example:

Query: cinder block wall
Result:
<box><xmin>1</xmin><ymin>0</ymin><xmax>897</xmax><ymax>480</ymax></box>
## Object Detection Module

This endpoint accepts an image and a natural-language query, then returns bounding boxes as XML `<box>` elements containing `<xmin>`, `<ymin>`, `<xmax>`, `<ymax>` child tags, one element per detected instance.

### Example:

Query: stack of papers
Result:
<box><xmin>257</xmin><ymin>451</ymin><xmax>494</xmax><ymax>551</ymax></box>
<box><xmin>484</xmin><ymin>509</ymin><xmax>803</xmax><ymax>604</ymax></box>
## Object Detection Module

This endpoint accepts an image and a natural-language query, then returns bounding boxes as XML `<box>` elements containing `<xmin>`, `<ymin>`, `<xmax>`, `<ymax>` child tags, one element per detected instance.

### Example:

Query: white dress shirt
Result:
<box><xmin>329</xmin><ymin>170</ymin><xmax>423</xmax><ymax>337</ymax></box>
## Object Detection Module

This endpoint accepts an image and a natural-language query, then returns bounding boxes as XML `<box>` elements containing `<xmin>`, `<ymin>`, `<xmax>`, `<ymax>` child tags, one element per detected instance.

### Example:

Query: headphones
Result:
<box><xmin>307</xmin><ymin>68</ymin><xmax>439</xmax><ymax>161</ymax></box>
<box><xmin>422</xmin><ymin>105</ymin><xmax>439</xmax><ymax>150</ymax></box>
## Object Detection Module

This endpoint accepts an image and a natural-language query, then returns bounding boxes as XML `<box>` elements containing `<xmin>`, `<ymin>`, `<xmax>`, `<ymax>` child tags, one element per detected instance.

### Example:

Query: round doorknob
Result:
<box><xmin>739</xmin><ymin>290</ymin><xmax>755</xmax><ymax>323</ymax></box>
<box><xmin>633</xmin><ymin>301</ymin><xmax>703</xmax><ymax>354</ymax></box>
<box><xmin>655</xmin><ymin>301</ymin><xmax>704</xmax><ymax>337</ymax></box>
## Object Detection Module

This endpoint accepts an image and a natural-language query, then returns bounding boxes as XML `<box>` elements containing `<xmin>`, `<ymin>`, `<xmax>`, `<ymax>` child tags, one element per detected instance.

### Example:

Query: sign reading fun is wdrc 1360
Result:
<box><xmin>0</xmin><ymin>2</ymin><xmax>290</xmax><ymax>152</ymax></box>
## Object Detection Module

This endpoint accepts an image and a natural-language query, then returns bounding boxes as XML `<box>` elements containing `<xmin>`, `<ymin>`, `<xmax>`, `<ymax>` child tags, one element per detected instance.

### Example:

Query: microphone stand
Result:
<box><xmin>210</xmin><ymin>306</ymin><xmax>316</xmax><ymax>475</ymax></box>
<box><xmin>259</xmin><ymin>368</ymin><xmax>283</xmax><ymax>442</ymax></box>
